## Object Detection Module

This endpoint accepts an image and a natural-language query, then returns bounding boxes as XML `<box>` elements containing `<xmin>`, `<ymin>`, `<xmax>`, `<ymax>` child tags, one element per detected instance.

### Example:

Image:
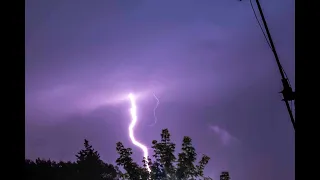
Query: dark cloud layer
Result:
<box><xmin>26</xmin><ymin>0</ymin><xmax>294</xmax><ymax>180</ymax></box>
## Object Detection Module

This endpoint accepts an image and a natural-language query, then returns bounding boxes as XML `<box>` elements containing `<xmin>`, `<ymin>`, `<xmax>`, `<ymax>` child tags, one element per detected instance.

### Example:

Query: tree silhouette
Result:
<box><xmin>25</xmin><ymin>158</ymin><xmax>75</xmax><ymax>180</ymax></box>
<box><xmin>115</xmin><ymin>141</ymin><xmax>149</xmax><ymax>179</ymax></box>
<box><xmin>55</xmin><ymin>161</ymin><xmax>78</xmax><ymax>180</ymax></box>
<box><xmin>220</xmin><ymin>171</ymin><xmax>231</xmax><ymax>180</ymax></box>
<box><xmin>25</xmin><ymin>139</ymin><xmax>118</xmax><ymax>180</ymax></box>
<box><xmin>76</xmin><ymin>139</ymin><xmax>118</xmax><ymax>180</ymax></box>
<box><xmin>25</xmin><ymin>128</ymin><xmax>219</xmax><ymax>180</ymax></box>
<box><xmin>176</xmin><ymin>136</ymin><xmax>197</xmax><ymax>179</ymax></box>
<box><xmin>115</xmin><ymin>128</ymin><xmax>212</xmax><ymax>180</ymax></box>
<box><xmin>151</xmin><ymin>128</ymin><xmax>177</xmax><ymax>179</ymax></box>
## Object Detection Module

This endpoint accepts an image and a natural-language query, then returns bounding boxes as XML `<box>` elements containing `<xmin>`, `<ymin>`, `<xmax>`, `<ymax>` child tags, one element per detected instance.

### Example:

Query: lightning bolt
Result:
<box><xmin>128</xmin><ymin>93</ymin><xmax>151</xmax><ymax>173</ymax></box>
<box><xmin>148</xmin><ymin>94</ymin><xmax>160</xmax><ymax>126</ymax></box>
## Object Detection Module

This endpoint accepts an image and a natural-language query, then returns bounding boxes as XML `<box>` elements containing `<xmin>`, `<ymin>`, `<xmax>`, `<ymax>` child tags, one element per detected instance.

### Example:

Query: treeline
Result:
<box><xmin>25</xmin><ymin>129</ymin><xmax>231</xmax><ymax>180</ymax></box>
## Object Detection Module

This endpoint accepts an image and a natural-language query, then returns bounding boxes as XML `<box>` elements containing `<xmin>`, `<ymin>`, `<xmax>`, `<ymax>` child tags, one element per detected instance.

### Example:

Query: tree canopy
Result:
<box><xmin>25</xmin><ymin>128</ymin><xmax>230</xmax><ymax>180</ymax></box>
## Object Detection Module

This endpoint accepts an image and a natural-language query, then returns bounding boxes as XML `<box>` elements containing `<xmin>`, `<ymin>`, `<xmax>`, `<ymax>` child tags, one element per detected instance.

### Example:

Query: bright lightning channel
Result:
<box><xmin>128</xmin><ymin>93</ymin><xmax>151</xmax><ymax>173</ymax></box>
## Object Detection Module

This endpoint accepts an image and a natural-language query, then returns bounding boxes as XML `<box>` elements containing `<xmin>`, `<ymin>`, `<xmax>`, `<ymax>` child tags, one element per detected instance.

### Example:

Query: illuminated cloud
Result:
<box><xmin>209</xmin><ymin>125</ymin><xmax>239</xmax><ymax>146</ymax></box>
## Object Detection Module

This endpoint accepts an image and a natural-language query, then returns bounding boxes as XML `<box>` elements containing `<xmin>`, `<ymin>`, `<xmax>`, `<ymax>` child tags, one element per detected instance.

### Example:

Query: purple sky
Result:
<box><xmin>25</xmin><ymin>0</ymin><xmax>295</xmax><ymax>180</ymax></box>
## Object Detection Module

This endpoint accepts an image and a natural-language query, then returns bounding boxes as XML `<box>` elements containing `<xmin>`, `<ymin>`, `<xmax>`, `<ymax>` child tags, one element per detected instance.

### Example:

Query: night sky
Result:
<box><xmin>25</xmin><ymin>0</ymin><xmax>295</xmax><ymax>180</ymax></box>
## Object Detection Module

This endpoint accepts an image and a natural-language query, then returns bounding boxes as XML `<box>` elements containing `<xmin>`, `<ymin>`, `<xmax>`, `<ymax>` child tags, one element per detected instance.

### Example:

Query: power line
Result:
<box><xmin>244</xmin><ymin>0</ymin><xmax>295</xmax><ymax>130</ymax></box>
<box><xmin>249</xmin><ymin>0</ymin><xmax>272</xmax><ymax>49</ymax></box>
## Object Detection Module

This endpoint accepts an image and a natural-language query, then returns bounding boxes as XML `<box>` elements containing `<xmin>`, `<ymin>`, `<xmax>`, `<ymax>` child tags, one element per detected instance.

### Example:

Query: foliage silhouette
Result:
<box><xmin>25</xmin><ymin>128</ymin><xmax>225</xmax><ymax>180</ymax></box>
<box><xmin>220</xmin><ymin>171</ymin><xmax>231</xmax><ymax>180</ymax></box>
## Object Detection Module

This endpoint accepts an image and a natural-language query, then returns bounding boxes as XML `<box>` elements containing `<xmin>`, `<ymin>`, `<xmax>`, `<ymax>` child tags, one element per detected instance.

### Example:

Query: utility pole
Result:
<box><xmin>243</xmin><ymin>0</ymin><xmax>296</xmax><ymax>130</ymax></box>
